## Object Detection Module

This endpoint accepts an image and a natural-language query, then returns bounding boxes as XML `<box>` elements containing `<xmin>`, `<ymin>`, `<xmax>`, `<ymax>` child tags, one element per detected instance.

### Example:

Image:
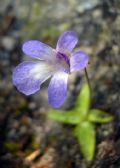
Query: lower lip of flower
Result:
<box><xmin>56</xmin><ymin>52</ymin><xmax>70</xmax><ymax>73</ymax></box>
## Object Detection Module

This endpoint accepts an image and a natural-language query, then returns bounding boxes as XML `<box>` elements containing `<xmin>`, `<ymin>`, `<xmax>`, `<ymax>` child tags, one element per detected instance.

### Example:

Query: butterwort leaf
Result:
<box><xmin>75</xmin><ymin>84</ymin><xmax>91</xmax><ymax>120</ymax></box>
<box><xmin>88</xmin><ymin>109</ymin><xmax>113</xmax><ymax>123</ymax></box>
<box><xmin>74</xmin><ymin>122</ymin><xmax>95</xmax><ymax>161</ymax></box>
<box><xmin>48</xmin><ymin>110</ymin><xmax>80</xmax><ymax>124</ymax></box>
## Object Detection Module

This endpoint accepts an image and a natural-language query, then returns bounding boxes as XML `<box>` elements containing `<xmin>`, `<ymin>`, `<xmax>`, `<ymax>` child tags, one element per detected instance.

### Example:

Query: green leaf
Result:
<box><xmin>88</xmin><ymin>109</ymin><xmax>113</xmax><ymax>123</ymax></box>
<box><xmin>74</xmin><ymin>122</ymin><xmax>95</xmax><ymax>161</ymax></box>
<box><xmin>75</xmin><ymin>84</ymin><xmax>91</xmax><ymax>119</ymax></box>
<box><xmin>48</xmin><ymin>110</ymin><xmax>81</xmax><ymax>124</ymax></box>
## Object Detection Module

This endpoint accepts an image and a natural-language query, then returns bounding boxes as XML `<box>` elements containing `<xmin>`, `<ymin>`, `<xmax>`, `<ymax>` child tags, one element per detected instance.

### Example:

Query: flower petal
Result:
<box><xmin>12</xmin><ymin>61</ymin><xmax>54</xmax><ymax>95</ymax></box>
<box><xmin>48</xmin><ymin>72</ymin><xmax>68</xmax><ymax>108</ymax></box>
<box><xmin>56</xmin><ymin>31</ymin><xmax>78</xmax><ymax>53</ymax></box>
<box><xmin>22</xmin><ymin>40</ymin><xmax>55</xmax><ymax>60</ymax></box>
<box><xmin>70</xmin><ymin>51</ymin><xmax>89</xmax><ymax>72</ymax></box>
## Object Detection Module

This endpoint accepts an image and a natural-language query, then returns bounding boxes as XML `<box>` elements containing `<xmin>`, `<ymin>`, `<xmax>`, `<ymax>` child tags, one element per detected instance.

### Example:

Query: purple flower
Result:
<box><xmin>12</xmin><ymin>31</ymin><xmax>89</xmax><ymax>108</ymax></box>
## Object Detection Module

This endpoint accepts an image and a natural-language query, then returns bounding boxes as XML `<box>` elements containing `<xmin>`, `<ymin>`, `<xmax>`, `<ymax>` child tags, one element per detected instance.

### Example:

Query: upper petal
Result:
<box><xmin>12</xmin><ymin>61</ymin><xmax>54</xmax><ymax>95</ymax></box>
<box><xmin>70</xmin><ymin>51</ymin><xmax>89</xmax><ymax>72</ymax></box>
<box><xmin>48</xmin><ymin>72</ymin><xmax>68</xmax><ymax>108</ymax></box>
<box><xmin>22</xmin><ymin>40</ymin><xmax>55</xmax><ymax>60</ymax></box>
<box><xmin>56</xmin><ymin>31</ymin><xmax>78</xmax><ymax>53</ymax></box>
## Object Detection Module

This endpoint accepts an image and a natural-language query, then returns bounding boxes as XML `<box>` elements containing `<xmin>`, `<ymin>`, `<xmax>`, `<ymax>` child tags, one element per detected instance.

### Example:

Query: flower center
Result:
<box><xmin>56</xmin><ymin>52</ymin><xmax>70</xmax><ymax>73</ymax></box>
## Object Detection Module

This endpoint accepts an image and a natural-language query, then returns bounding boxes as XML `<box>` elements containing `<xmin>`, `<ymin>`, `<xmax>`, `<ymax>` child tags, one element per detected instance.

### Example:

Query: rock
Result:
<box><xmin>76</xmin><ymin>0</ymin><xmax>100</xmax><ymax>13</ymax></box>
<box><xmin>1</xmin><ymin>36</ymin><xmax>17</xmax><ymax>51</ymax></box>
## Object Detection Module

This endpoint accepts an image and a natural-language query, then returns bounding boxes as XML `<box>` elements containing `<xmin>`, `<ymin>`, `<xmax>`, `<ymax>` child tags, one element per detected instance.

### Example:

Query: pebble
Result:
<box><xmin>1</xmin><ymin>36</ymin><xmax>17</xmax><ymax>51</ymax></box>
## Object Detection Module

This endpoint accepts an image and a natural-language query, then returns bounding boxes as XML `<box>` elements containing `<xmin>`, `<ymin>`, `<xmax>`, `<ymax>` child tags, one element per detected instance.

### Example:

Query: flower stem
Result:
<box><xmin>84</xmin><ymin>68</ymin><xmax>91</xmax><ymax>93</ymax></box>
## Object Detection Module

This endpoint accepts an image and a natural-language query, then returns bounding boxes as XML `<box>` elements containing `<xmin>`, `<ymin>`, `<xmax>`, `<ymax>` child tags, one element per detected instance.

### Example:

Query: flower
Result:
<box><xmin>12</xmin><ymin>31</ymin><xmax>89</xmax><ymax>108</ymax></box>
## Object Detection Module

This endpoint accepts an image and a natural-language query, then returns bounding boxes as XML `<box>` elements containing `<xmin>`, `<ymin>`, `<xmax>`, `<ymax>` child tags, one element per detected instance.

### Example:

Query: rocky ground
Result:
<box><xmin>0</xmin><ymin>0</ymin><xmax>120</xmax><ymax>167</ymax></box>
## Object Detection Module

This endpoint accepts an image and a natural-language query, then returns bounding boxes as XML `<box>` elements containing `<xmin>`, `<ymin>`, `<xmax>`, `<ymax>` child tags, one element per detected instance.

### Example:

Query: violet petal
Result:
<box><xmin>56</xmin><ymin>31</ymin><xmax>78</xmax><ymax>53</ymax></box>
<box><xmin>70</xmin><ymin>51</ymin><xmax>89</xmax><ymax>72</ymax></box>
<box><xmin>12</xmin><ymin>61</ymin><xmax>53</xmax><ymax>95</ymax></box>
<box><xmin>22</xmin><ymin>40</ymin><xmax>55</xmax><ymax>60</ymax></box>
<box><xmin>48</xmin><ymin>72</ymin><xmax>68</xmax><ymax>108</ymax></box>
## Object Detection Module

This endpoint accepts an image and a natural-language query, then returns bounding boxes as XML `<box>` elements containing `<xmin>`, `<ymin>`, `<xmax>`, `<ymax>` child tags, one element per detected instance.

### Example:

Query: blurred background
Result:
<box><xmin>0</xmin><ymin>0</ymin><xmax>120</xmax><ymax>167</ymax></box>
